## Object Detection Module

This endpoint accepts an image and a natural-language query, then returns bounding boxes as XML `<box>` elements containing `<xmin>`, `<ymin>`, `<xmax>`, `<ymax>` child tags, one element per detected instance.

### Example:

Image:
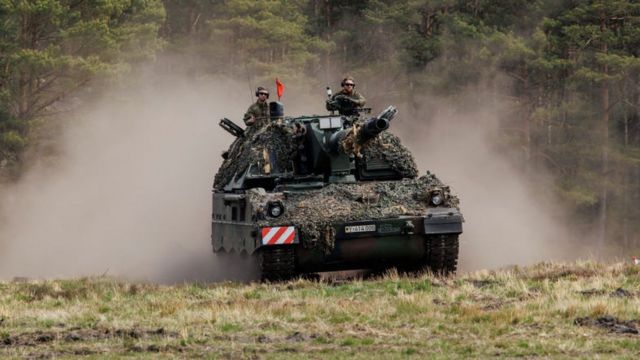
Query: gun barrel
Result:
<box><xmin>219</xmin><ymin>117</ymin><xmax>245</xmax><ymax>138</ymax></box>
<box><xmin>327</xmin><ymin>105</ymin><xmax>398</xmax><ymax>155</ymax></box>
<box><xmin>359</xmin><ymin>106</ymin><xmax>397</xmax><ymax>142</ymax></box>
<box><xmin>361</xmin><ymin>117</ymin><xmax>389</xmax><ymax>140</ymax></box>
<box><xmin>377</xmin><ymin>106</ymin><xmax>398</xmax><ymax>122</ymax></box>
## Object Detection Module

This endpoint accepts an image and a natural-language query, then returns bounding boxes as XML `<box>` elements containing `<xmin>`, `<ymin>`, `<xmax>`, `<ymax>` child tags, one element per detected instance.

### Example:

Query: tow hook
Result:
<box><xmin>403</xmin><ymin>220</ymin><xmax>415</xmax><ymax>234</ymax></box>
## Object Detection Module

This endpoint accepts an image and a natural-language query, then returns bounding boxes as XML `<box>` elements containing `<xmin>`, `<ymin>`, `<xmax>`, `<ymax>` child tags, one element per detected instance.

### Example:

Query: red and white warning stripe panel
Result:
<box><xmin>261</xmin><ymin>226</ymin><xmax>297</xmax><ymax>245</ymax></box>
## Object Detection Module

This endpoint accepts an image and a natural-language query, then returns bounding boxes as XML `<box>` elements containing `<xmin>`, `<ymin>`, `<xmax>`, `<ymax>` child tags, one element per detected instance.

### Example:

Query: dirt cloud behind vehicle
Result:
<box><xmin>395</xmin><ymin>88</ymin><xmax>579</xmax><ymax>271</ymax></box>
<box><xmin>0</xmin><ymin>76</ymin><xmax>254</xmax><ymax>282</ymax></box>
<box><xmin>0</xmin><ymin>74</ymin><xmax>577</xmax><ymax>282</ymax></box>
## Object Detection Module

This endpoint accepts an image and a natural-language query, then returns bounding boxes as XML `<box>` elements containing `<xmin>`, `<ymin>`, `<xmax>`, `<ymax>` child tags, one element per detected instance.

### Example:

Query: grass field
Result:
<box><xmin>1</xmin><ymin>261</ymin><xmax>640</xmax><ymax>359</ymax></box>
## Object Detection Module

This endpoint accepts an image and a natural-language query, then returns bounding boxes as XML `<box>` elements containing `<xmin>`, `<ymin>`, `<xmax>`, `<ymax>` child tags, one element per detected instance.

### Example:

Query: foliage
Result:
<box><xmin>162</xmin><ymin>0</ymin><xmax>329</xmax><ymax>84</ymax></box>
<box><xmin>0</xmin><ymin>0</ymin><xmax>165</xmax><ymax>120</ymax></box>
<box><xmin>0</xmin><ymin>105</ymin><xmax>25</xmax><ymax>173</ymax></box>
<box><xmin>2</xmin><ymin>0</ymin><xmax>640</xmax><ymax>245</ymax></box>
<box><xmin>208</xmin><ymin>0</ymin><xmax>329</xmax><ymax>81</ymax></box>
<box><xmin>0</xmin><ymin>0</ymin><xmax>165</xmax><ymax>170</ymax></box>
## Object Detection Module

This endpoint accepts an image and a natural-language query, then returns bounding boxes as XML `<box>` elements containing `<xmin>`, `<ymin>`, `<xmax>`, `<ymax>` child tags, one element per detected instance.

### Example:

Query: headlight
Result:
<box><xmin>267</xmin><ymin>201</ymin><xmax>284</xmax><ymax>217</ymax></box>
<box><xmin>431</xmin><ymin>194</ymin><xmax>443</xmax><ymax>206</ymax></box>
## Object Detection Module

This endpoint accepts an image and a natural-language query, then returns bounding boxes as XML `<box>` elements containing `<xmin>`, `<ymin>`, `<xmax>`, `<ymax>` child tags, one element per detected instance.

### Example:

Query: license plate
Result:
<box><xmin>344</xmin><ymin>224</ymin><xmax>376</xmax><ymax>233</ymax></box>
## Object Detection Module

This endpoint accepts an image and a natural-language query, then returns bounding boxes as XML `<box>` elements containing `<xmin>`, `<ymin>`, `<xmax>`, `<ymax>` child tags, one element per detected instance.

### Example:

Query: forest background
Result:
<box><xmin>1</xmin><ymin>0</ymin><xmax>640</xmax><ymax>251</ymax></box>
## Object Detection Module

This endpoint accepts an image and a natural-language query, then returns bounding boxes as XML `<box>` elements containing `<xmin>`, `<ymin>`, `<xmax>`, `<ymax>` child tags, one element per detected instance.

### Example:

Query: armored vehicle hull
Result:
<box><xmin>212</xmin><ymin>105</ymin><xmax>463</xmax><ymax>281</ymax></box>
<box><xmin>212</xmin><ymin>197</ymin><xmax>460</xmax><ymax>280</ymax></box>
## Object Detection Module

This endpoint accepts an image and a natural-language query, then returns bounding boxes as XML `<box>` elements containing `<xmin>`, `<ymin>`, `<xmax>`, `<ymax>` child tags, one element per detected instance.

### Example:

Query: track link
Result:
<box><xmin>257</xmin><ymin>246</ymin><xmax>297</xmax><ymax>282</ymax></box>
<box><xmin>427</xmin><ymin>234</ymin><xmax>459</xmax><ymax>275</ymax></box>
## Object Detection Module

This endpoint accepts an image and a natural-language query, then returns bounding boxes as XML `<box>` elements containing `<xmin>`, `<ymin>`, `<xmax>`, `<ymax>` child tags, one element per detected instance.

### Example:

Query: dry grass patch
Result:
<box><xmin>1</xmin><ymin>261</ymin><xmax>640</xmax><ymax>358</ymax></box>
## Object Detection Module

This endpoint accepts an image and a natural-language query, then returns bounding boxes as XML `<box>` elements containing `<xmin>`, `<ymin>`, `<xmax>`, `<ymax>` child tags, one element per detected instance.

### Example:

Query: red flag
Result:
<box><xmin>275</xmin><ymin>78</ymin><xmax>284</xmax><ymax>100</ymax></box>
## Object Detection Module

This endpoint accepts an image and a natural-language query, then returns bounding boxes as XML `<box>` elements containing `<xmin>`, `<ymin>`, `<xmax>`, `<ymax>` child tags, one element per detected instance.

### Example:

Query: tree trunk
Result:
<box><xmin>623</xmin><ymin>78</ymin><xmax>629</xmax><ymax>147</ymax></box>
<box><xmin>624</xmin><ymin>108</ymin><xmax>629</xmax><ymax>147</ymax></box>
<box><xmin>523</xmin><ymin>66</ymin><xmax>531</xmax><ymax>173</ymax></box>
<box><xmin>473</xmin><ymin>0</ymin><xmax>480</xmax><ymax>18</ymax></box>
<box><xmin>599</xmin><ymin>35</ymin><xmax>609</xmax><ymax>248</ymax></box>
<box><xmin>324</xmin><ymin>0</ymin><xmax>331</xmax><ymax>83</ymax></box>
<box><xmin>16</xmin><ymin>9</ymin><xmax>39</xmax><ymax>120</ymax></box>
<box><xmin>623</xmin><ymin>83</ymin><xmax>629</xmax><ymax>248</ymax></box>
<box><xmin>635</xmin><ymin>165</ymin><xmax>640</xmax><ymax>248</ymax></box>
<box><xmin>17</xmin><ymin>12</ymin><xmax>30</xmax><ymax>119</ymax></box>
<box><xmin>623</xmin><ymin>168</ymin><xmax>629</xmax><ymax>248</ymax></box>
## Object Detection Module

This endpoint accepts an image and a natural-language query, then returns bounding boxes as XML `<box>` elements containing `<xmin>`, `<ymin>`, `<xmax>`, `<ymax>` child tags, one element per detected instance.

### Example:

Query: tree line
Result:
<box><xmin>2</xmin><ymin>0</ymin><xmax>640</xmax><ymax>247</ymax></box>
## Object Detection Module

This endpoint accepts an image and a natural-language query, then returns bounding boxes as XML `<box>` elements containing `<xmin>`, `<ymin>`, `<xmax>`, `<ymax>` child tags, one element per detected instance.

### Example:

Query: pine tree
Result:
<box><xmin>0</xmin><ymin>0</ymin><xmax>165</xmax><ymax>174</ymax></box>
<box><xmin>0</xmin><ymin>0</ymin><xmax>166</xmax><ymax>121</ymax></box>
<box><xmin>542</xmin><ymin>0</ymin><xmax>640</xmax><ymax>246</ymax></box>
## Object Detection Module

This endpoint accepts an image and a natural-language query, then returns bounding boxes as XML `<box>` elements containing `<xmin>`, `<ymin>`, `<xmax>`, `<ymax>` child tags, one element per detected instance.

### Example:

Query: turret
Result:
<box><xmin>214</xmin><ymin>104</ymin><xmax>409</xmax><ymax>191</ymax></box>
<box><xmin>294</xmin><ymin>106</ymin><xmax>397</xmax><ymax>183</ymax></box>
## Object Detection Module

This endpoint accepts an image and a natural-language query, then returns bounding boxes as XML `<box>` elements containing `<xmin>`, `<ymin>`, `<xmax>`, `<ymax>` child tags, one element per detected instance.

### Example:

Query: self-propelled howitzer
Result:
<box><xmin>211</xmin><ymin>102</ymin><xmax>463</xmax><ymax>281</ymax></box>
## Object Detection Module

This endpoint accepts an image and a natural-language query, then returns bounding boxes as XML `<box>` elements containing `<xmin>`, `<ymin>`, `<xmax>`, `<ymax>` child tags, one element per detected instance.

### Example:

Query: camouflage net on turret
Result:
<box><xmin>214</xmin><ymin>123</ymin><xmax>295</xmax><ymax>189</ymax></box>
<box><xmin>361</xmin><ymin>132</ymin><xmax>418</xmax><ymax>178</ymax></box>
<box><xmin>247</xmin><ymin>173</ymin><xmax>459</xmax><ymax>254</ymax></box>
<box><xmin>336</xmin><ymin>119</ymin><xmax>418</xmax><ymax>179</ymax></box>
<box><xmin>215</xmin><ymin>121</ymin><xmax>418</xmax><ymax>188</ymax></box>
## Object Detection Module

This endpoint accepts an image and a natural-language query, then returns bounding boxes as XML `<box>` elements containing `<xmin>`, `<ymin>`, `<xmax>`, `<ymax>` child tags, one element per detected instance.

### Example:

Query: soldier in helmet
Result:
<box><xmin>244</xmin><ymin>87</ymin><xmax>270</xmax><ymax>127</ymax></box>
<box><xmin>327</xmin><ymin>76</ymin><xmax>366</xmax><ymax>116</ymax></box>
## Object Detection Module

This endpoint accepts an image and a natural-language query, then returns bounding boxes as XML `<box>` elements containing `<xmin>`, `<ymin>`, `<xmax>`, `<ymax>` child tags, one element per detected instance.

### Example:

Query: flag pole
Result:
<box><xmin>276</xmin><ymin>78</ymin><xmax>284</xmax><ymax>101</ymax></box>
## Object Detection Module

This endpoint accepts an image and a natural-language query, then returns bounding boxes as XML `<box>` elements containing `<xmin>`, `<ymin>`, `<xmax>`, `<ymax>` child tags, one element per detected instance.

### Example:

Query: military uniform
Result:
<box><xmin>328</xmin><ymin>89</ymin><xmax>366</xmax><ymax>116</ymax></box>
<box><xmin>332</xmin><ymin>89</ymin><xmax>366</xmax><ymax>107</ymax></box>
<box><xmin>243</xmin><ymin>101</ymin><xmax>270</xmax><ymax>127</ymax></box>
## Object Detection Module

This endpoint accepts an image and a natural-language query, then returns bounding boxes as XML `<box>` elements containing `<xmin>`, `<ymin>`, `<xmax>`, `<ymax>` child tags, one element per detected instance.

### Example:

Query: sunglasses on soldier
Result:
<box><xmin>258</xmin><ymin>92</ymin><xmax>269</xmax><ymax>96</ymax></box>
<box><xmin>344</xmin><ymin>83</ymin><xmax>355</xmax><ymax>87</ymax></box>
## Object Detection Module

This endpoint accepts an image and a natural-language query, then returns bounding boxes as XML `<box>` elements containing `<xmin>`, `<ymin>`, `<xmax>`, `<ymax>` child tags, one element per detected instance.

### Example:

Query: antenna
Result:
<box><xmin>326</xmin><ymin>86</ymin><xmax>334</xmax><ymax>115</ymax></box>
<box><xmin>247</xmin><ymin>75</ymin><xmax>254</xmax><ymax>103</ymax></box>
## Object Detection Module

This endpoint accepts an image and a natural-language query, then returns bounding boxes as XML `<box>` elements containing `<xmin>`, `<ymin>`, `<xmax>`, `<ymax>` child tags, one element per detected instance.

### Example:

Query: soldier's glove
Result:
<box><xmin>335</xmin><ymin>95</ymin><xmax>357</xmax><ymax>106</ymax></box>
<box><xmin>244</xmin><ymin>115</ymin><xmax>256</xmax><ymax>126</ymax></box>
<box><xmin>326</xmin><ymin>99</ymin><xmax>339</xmax><ymax>111</ymax></box>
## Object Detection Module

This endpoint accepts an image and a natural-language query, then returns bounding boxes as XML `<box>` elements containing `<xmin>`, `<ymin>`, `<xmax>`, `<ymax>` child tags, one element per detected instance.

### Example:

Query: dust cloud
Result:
<box><xmin>0</xmin><ymin>71</ymin><xmax>577</xmax><ymax>282</ymax></box>
<box><xmin>0</xmin><ymin>75</ymin><xmax>268</xmax><ymax>283</ymax></box>
<box><xmin>397</xmin><ymin>90</ymin><xmax>577</xmax><ymax>271</ymax></box>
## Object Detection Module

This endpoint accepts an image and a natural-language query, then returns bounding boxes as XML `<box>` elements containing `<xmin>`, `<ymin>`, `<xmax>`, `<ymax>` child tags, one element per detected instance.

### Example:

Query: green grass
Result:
<box><xmin>0</xmin><ymin>261</ymin><xmax>639</xmax><ymax>358</ymax></box>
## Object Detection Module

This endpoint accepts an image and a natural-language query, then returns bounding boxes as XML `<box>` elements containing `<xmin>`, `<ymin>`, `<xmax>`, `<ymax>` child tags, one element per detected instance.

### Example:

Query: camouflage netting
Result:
<box><xmin>214</xmin><ymin>123</ymin><xmax>295</xmax><ymax>189</ymax></box>
<box><xmin>247</xmin><ymin>173</ymin><xmax>460</xmax><ymax>254</ymax></box>
<box><xmin>361</xmin><ymin>132</ymin><xmax>418</xmax><ymax>178</ymax></box>
<box><xmin>334</xmin><ymin>117</ymin><xmax>418</xmax><ymax>178</ymax></box>
<box><xmin>215</xmin><ymin>119</ymin><xmax>418</xmax><ymax>189</ymax></box>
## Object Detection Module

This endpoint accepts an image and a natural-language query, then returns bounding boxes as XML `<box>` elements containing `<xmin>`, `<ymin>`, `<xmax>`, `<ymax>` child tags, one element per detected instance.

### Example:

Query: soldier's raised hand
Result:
<box><xmin>336</xmin><ymin>94</ymin><xmax>356</xmax><ymax>106</ymax></box>
<box><xmin>326</xmin><ymin>99</ymin><xmax>339</xmax><ymax>111</ymax></box>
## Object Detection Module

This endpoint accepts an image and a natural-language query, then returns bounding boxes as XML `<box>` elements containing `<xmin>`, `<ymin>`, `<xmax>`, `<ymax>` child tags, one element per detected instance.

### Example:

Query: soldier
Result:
<box><xmin>244</xmin><ymin>87</ymin><xmax>270</xmax><ymax>126</ymax></box>
<box><xmin>327</xmin><ymin>76</ymin><xmax>366</xmax><ymax>116</ymax></box>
